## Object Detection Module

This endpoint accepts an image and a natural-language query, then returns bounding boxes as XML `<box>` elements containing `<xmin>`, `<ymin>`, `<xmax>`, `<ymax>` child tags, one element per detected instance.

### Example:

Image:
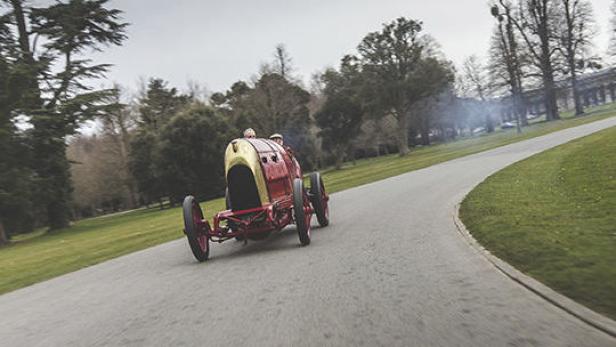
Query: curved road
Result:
<box><xmin>2</xmin><ymin>118</ymin><xmax>616</xmax><ymax>347</ymax></box>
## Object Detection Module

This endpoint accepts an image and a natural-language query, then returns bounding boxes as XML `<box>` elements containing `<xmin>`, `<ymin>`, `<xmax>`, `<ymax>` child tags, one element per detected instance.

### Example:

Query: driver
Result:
<box><xmin>243</xmin><ymin>128</ymin><xmax>256</xmax><ymax>138</ymax></box>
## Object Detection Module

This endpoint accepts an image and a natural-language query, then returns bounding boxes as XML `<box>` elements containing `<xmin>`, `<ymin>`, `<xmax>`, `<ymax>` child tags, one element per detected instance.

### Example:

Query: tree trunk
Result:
<box><xmin>485</xmin><ymin>113</ymin><xmax>494</xmax><ymax>133</ymax></box>
<box><xmin>518</xmin><ymin>101</ymin><xmax>528</xmax><ymax>126</ymax></box>
<box><xmin>395</xmin><ymin>113</ymin><xmax>410</xmax><ymax>156</ymax></box>
<box><xmin>0</xmin><ymin>220</ymin><xmax>8</xmax><ymax>246</ymax></box>
<box><xmin>117</xmin><ymin>117</ymin><xmax>138</xmax><ymax>208</ymax></box>
<box><xmin>538</xmin><ymin>12</ymin><xmax>560</xmax><ymax>121</ymax></box>
<box><xmin>11</xmin><ymin>0</ymin><xmax>72</xmax><ymax>232</ymax></box>
<box><xmin>571</xmin><ymin>74</ymin><xmax>584</xmax><ymax>116</ymax></box>
<box><xmin>335</xmin><ymin>155</ymin><xmax>343</xmax><ymax>170</ymax></box>
<box><xmin>501</xmin><ymin>12</ymin><xmax>527</xmax><ymax>128</ymax></box>
<box><xmin>126</xmin><ymin>183</ymin><xmax>138</xmax><ymax>209</ymax></box>
<box><xmin>420</xmin><ymin>127</ymin><xmax>430</xmax><ymax>146</ymax></box>
<box><xmin>562</xmin><ymin>0</ymin><xmax>585</xmax><ymax>116</ymax></box>
<box><xmin>43</xmin><ymin>139</ymin><xmax>73</xmax><ymax>231</ymax></box>
<box><xmin>10</xmin><ymin>0</ymin><xmax>32</xmax><ymax>60</ymax></box>
<box><xmin>544</xmin><ymin>77</ymin><xmax>560</xmax><ymax>121</ymax></box>
<box><xmin>513</xmin><ymin>93</ymin><xmax>526</xmax><ymax>129</ymax></box>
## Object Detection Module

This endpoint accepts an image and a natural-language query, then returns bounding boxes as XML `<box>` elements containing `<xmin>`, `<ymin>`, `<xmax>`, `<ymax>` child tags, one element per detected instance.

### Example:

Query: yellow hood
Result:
<box><xmin>224</xmin><ymin>139</ymin><xmax>270</xmax><ymax>205</ymax></box>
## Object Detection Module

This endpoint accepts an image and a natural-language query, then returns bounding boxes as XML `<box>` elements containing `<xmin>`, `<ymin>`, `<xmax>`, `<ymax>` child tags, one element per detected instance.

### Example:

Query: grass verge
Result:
<box><xmin>1</xmin><ymin>105</ymin><xmax>615</xmax><ymax>295</ymax></box>
<box><xmin>460</xmin><ymin>126</ymin><xmax>616</xmax><ymax>319</ymax></box>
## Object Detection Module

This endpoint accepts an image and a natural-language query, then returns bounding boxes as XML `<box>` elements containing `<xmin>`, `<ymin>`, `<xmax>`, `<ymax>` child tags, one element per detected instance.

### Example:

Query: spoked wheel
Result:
<box><xmin>183</xmin><ymin>195</ymin><xmax>209</xmax><ymax>262</ymax></box>
<box><xmin>309</xmin><ymin>172</ymin><xmax>329</xmax><ymax>227</ymax></box>
<box><xmin>293</xmin><ymin>178</ymin><xmax>312</xmax><ymax>246</ymax></box>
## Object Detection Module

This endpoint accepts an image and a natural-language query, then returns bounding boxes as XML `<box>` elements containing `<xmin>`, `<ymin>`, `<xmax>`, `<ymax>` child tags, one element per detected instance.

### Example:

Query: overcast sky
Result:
<box><xmin>89</xmin><ymin>0</ymin><xmax>614</xmax><ymax>94</ymax></box>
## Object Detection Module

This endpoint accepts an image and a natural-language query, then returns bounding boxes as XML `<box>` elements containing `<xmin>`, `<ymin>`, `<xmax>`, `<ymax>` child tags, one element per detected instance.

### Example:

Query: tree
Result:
<box><xmin>3</xmin><ymin>0</ymin><xmax>128</xmax><ymax>230</ymax></box>
<box><xmin>609</xmin><ymin>0</ymin><xmax>616</xmax><ymax>57</ymax></box>
<box><xmin>556</xmin><ymin>0</ymin><xmax>596</xmax><ymax>116</ymax></box>
<box><xmin>315</xmin><ymin>60</ymin><xmax>364</xmax><ymax>169</ymax></box>
<box><xmin>129</xmin><ymin>131</ymin><xmax>162</xmax><ymax>207</ymax></box>
<box><xmin>99</xmin><ymin>87</ymin><xmax>138</xmax><ymax>208</ymax></box>
<box><xmin>138</xmin><ymin>78</ymin><xmax>190</xmax><ymax>131</ymax></box>
<box><xmin>490</xmin><ymin>3</ymin><xmax>528</xmax><ymax>128</ymax></box>
<box><xmin>68</xmin><ymin>133</ymin><xmax>135</xmax><ymax>217</ymax></box>
<box><xmin>249</xmin><ymin>73</ymin><xmax>311</xmax><ymax>135</ymax></box>
<box><xmin>497</xmin><ymin>0</ymin><xmax>561</xmax><ymax>121</ymax></box>
<box><xmin>157</xmin><ymin>103</ymin><xmax>234</xmax><ymax>202</ymax></box>
<box><xmin>0</xmin><ymin>222</ymin><xmax>7</xmax><ymax>246</ymax></box>
<box><xmin>356</xmin><ymin>17</ymin><xmax>452</xmax><ymax>154</ymax></box>
<box><xmin>68</xmin><ymin>86</ymin><xmax>139</xmax><ymax>217</ymax></box>
<box><xmin>421</xmin><ymin>88</ymin><xmax>461</xmax><ymax>142</ymax></box>
<box><xmin>0</xmin><ymin>82</ymin><xmax>34</xmax><ymax>242</ymax></box>
<box><xmin>411</xmin><ymin>57</ymin><xmax>456</xmax><ymax>145</ymax></box>
<box><xmin>130</xmin><ymin>78</ymin><xmax>192</xmax><ymax>207</ymax></box>
<box><xmin>459</xmin><ymin>55</ymin><xmax>495</xmax><ymax>133</ymax></box>
<box><xmin>213</xmin><ymin>70</ymin><xmax>316</xmax><ymax>169</ymax></box>
<box><xmin>272</xmin><ymin>43</ymin><xmax>294</xmax><ymax>80</ymax></box>
<box><xmin>0</xmin><ymin>8</ymin><xmax>34</xmax><ymax>241</ymax></box>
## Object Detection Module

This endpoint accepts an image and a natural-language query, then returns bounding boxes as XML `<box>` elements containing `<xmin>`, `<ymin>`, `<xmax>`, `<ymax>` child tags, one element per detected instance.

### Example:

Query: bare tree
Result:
<box><xmin>490</xmin><ymin>3</ymin><xmax>527</xmax><ymax>129</ymax></box>
<box><xmin>497</xmin><ymin>0</ymin><xmax>561</xmax><ymax>121</ymax></box>
<box><xmin>460</xmin><ymin>55</ymin><xmax>495</xmax><ymax>132</ymax></box>
<box><xmin>609</xmin><ymin>0</ymin><xmax>616</xmax><ymax>57</ymax></box>
<box><xmin>69</xmin><ymin>131</ymin><xmax>138</xmax><ymax>217</ymax></box>
<box><xmin>186</xmin><ymin>79</ymin><xmax>209</xmax><ymax>102</ymax></box>
<box><xmin>557</xmin><ymin>0</ymin><xmax>596</xmax><ymax>116</ymax></box>
<box><xmin>273</xmin><ymin>43</ymin><xmax>294</xmax><ymax>79</ymax></box>
<box><xmin>99</xmin><ymin>87</ymin><xmax>139</xmax><ymax>209</ymax></box>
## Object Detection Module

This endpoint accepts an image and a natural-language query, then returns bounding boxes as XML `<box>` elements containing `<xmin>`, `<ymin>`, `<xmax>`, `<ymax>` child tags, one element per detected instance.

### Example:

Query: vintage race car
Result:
<box><xmin>182</xmin><ymin>138</ymin><xmax>330</xmax><ymax>262</ymax></box>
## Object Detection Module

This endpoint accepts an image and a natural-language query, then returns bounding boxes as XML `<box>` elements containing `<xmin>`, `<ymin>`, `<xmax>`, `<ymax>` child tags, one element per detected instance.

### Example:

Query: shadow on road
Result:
<box><xmin>182</xmin><ymin>222</ymin><xmax>329</xmax><ymax>265</ymax></box>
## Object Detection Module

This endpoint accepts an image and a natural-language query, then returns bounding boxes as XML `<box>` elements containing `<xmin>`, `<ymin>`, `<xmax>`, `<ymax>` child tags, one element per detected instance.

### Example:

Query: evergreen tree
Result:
<box><xmin>129</xmin><ymin>78</ymin><xmax>192</xmax><ymax>207</ymax></box>
<box><xmin>0</xmin><ymin>8</ymin><xmax>34</xmax><ymax>241</ymax></box>
<box><xmin>2</xmin><ymin>0</ymin><xmax>128</xmax><ymax>230</ymax></box>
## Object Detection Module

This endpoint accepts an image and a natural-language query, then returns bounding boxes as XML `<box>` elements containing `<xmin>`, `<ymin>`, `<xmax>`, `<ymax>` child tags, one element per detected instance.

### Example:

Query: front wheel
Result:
<box><xmin>309</xmin><ymin>172</ymin><xmax>329</xmax><ymax>227</ymax></box>
<box><xmin>183</xmin><ymin>195</ymin><xmax>209</xmax><ymax>262</ymax></box>
<box><xmin>293</xmin><ymin>178</ymin><xmax>311</xmax><ymax>246</ymax></box>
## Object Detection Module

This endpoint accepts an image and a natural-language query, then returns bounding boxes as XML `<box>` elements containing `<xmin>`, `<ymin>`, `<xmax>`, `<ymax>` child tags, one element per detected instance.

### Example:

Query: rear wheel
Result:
<box><xmin>183</xmin><ymin>195</ymin><xmax>209</xmax><ymax>262</ymax></box>
<box><xmin>309</xmin><ymin>172</ymin><xmax>329</xmax><ymax>227</ymax></box>
<box><xmin>293</xmin><ymin>178</ymin><xmax>311</xmax><ymax>246</ymax></box>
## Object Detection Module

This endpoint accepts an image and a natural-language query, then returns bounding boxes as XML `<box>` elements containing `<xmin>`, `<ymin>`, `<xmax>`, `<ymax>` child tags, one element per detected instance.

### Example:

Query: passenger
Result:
<box><xmin>269</xmin><ymin>133</ymin><xmax>284</xmax><ymax>146</ymax></box>
<box><xmin>243</xmin><ymin>128</ymin><xmax>256</xmax><ymax>138</ymax></box>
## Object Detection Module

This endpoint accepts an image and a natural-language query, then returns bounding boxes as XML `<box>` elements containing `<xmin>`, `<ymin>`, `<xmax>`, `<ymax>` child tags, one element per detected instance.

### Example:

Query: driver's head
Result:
<box><xmin>269</xmin><ymin>133</ymin><xmax>283</xmax><ymax>145</ymax></box>
<box><xmin>243</xmin><ymin>128</ymin><xmax>256</xmax><ymax>138</ymax></box>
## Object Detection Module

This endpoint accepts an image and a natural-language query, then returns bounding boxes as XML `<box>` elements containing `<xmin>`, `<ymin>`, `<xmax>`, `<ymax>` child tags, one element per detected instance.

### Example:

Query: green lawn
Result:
<box><xmin>460</xmin><ymin>126</ymin><xmax>616</xmax><ymax>320</ymax></box>
<box><xmin>1</xmin><ymin>105</ymin><xmax>616</xmax><ymax>295</ymax></box>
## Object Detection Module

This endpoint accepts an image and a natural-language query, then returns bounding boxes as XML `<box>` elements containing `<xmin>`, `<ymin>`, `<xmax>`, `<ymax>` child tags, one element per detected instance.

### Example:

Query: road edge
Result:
<box><xmin>452</xmin><ymin>205</ymin><xmax>616</xmax><ymax>338</ymax></box>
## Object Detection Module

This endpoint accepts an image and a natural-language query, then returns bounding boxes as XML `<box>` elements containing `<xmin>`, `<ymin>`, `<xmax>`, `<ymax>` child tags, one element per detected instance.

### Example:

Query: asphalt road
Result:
<box><xmin>2</xmin><ymin>118</ymin><xmax>616</xmax><ymax>347</ymax></box>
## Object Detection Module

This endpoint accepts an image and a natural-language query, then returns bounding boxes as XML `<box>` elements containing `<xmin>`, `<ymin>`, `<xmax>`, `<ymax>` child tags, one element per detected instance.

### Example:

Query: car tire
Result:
<box><xmin>183</xmin><ymin>195</ymin><xmax>209</xmax><ymax>262</ymax></box>
<box><xmin>309</xmin><ymin>172</ymin><xmax>329</xmax><ymax>227</ymax></box>
<box><xmin>293</xmin><ymin>178</ymin><xmax>311</xmax><ymax>246</ymax></box>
